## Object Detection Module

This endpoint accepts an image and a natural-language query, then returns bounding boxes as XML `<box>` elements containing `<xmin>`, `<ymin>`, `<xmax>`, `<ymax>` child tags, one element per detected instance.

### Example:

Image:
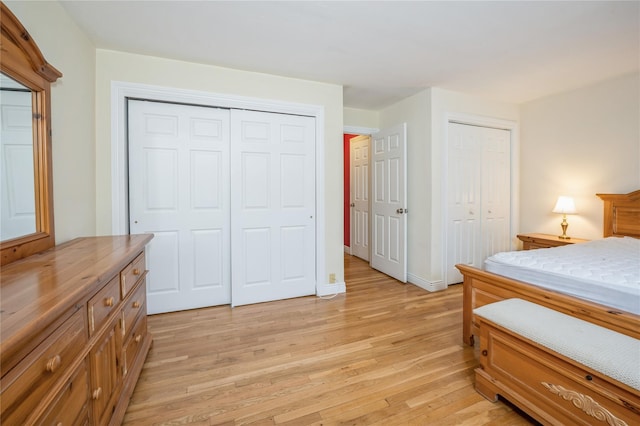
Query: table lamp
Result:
<box><xmin>552</xmin><ymin>196</ymin><xmax>577</xmax><ymax>239</ymax></box>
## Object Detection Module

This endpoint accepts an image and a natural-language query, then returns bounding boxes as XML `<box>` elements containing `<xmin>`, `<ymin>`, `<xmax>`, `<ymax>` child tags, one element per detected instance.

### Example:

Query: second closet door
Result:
<box><xmin>445</xmin><ymin>122</ymin><xmax>511</xmax><ymax>285</ymax></box>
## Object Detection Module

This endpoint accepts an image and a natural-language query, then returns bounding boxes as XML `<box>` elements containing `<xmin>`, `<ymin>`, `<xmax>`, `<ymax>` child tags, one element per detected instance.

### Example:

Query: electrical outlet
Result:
<box><xmin>329</xmin><ymin>273</ymin><xmax>336</xmax><ymax>283</ymax></box>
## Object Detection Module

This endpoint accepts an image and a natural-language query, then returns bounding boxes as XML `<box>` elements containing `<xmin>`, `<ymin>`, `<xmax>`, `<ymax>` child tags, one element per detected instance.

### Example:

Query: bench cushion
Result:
<box><xmin>474</xmin><ymin>298</ymin><xmax>640</xmax><ymax>391</ymax></box>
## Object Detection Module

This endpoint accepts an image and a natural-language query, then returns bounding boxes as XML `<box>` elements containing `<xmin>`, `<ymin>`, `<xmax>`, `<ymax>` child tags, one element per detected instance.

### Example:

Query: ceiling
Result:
<box><xmin>59</xmin><ymin>1</ymin><xmax>639</xmax><ymax>110</ymax></box>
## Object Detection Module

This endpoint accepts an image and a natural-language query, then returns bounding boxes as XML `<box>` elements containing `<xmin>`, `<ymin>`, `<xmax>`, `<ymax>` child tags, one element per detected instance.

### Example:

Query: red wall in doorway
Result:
<box><xmin>343</xmin><ymin>134</ymin><xmax>358</xmax><ymax>248</ymax></box>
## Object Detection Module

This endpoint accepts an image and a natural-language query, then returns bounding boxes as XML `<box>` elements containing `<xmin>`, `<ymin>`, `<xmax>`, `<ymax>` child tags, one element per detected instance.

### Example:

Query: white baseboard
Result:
<box><xmin>344</xmin><ymin>245</ymin><xmax>351</xmax><ymax>254</ymax></box>
<box><xmin>407</xmin><ymin>273</ymin><xmax>446</xmax><ymax>292</ymax></box>
<box><xmin>317</xmin><ymin>281</ymin><xmax>346</xmax><ymax>296</ymax></box>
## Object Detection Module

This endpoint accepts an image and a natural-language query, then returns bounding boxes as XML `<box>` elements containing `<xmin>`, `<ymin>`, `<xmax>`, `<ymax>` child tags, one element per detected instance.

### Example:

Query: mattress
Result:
<box><xmin>484</xmin><ymin>237</ymin><xmax>640</xmax><ymax>315</ymax></box>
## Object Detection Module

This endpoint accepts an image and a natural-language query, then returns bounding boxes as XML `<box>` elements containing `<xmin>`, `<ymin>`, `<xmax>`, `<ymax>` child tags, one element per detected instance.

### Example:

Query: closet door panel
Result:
<box><xmin>129</xmin><ymin>100</ymin><xmax>231</xmax><ymax>313</ymax></box>
<box><xmin>231</xmin><ymin>110</ymin><xmax>316</xmax><ymax>306</ymax></box>
<box><xmin>481</xmin><ymin>127</ymin><xmax>511</xmax><ymax>260</ymax></box>
<box><xmin>446</xmin><ymin>123</ymin><xmax>482</xmax><ymax>284</ymax></box>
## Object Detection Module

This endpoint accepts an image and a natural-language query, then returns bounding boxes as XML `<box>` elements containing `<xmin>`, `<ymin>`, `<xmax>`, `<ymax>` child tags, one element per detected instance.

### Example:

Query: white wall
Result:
<box><xmin>94</xmin><ymin>49</ymin><xmax>345</xmax><ymax>286</ymax></box>
<box><xmin>344</xmin><ymin>107</ymin><xmax>379</xmax><ymax>129</ymax></box>
<box><xmin>6</xmin><ymin>0</ymin><xmax>96</xmax><ymax>244</ymax></box>
<box><xmin>519</xmin><ymin>72</ymin><xmax>640</xmax><ymax>240</ymax></box>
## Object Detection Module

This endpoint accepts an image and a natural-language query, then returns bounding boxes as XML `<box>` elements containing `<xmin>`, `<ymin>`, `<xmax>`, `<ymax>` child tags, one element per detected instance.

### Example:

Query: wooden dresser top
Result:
<box><xmin>1</xmin><ymin>235</ymin><xmax>153</xmax><ymax>363</ymax></box>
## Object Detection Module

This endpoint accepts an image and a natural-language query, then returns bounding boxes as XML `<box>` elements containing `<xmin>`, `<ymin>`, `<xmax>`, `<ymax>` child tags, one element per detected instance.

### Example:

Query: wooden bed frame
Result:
<box><xmin>458</xmin><ymin>189</ymin><xmax>640</xmax><ymax>346</ymax></box>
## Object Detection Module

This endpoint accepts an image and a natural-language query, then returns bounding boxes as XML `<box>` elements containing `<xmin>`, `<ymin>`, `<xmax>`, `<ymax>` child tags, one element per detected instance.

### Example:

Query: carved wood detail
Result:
<box><xmin>542</xmin><ymin>382</ymin><xmax>628</xmax><ymax>426</ymax></box>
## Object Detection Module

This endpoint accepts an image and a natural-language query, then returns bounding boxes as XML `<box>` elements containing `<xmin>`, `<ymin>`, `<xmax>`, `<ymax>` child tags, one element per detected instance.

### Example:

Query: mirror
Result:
<box><xmin>0</xmin><ymin>2</ymin><xmax>62</xmax><ymax>265</ymax></box>
<box><xmin>1</xmin><ymin>74</ymin><xmax>36</xmax><ymax>240</ymax></box>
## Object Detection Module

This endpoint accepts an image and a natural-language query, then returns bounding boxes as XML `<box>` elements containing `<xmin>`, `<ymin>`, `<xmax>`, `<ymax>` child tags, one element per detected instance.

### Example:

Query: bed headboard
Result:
<box><xmin>596</xmin><ymin>189</ymin><xmax>640</xmax><ymax>238</ymax></box>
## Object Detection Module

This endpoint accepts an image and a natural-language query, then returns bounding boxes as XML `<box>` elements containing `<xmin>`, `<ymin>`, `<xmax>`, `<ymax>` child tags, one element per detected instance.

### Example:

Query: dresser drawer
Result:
<box><xmin>123</xmin><ymin>315</ymin><xmax>147</xmax><ymax>378</ymax></box>
<box><xmin>524</xmin><ymin>242</ymin><xmax>548</xmax><ymax>250</ymax></box>
<box><xmin>88</xmin><ymin>275</ymin><xmax>120</xmax><ymax>337</ymax></box>
<box><xmin>122</xmin><ymin>279</ymin><xmax>146</xmax><ymax>341</ymax></box>
<box><xmin>1</xmin><ymin>309</ymin><xmax>86</xmax><ymax>425</ymax></box>
<box><xmin>120</xmin><ymin>252</ymin><xmax>146</xmax><ymax>299</ymax></box>
<box><xmin>36</xmin><ymin>360</ymin><xmax>90</xmax><ymax>426</ymax></box>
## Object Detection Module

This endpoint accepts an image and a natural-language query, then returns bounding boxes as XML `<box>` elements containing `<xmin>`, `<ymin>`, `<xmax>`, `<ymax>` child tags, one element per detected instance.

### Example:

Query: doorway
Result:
<box><xmin>343</xmin><ymin>123</ymin><xmax>408</xmax><ymax>283</ymax></box>
<box><xmin>349</xmin><ymin>134</ymin><xmax>370</xmax><ymax>261</ymax></box>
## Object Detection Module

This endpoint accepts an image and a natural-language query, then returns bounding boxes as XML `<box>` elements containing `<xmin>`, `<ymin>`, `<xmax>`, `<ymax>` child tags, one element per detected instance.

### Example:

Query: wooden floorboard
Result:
<box><xmin>123</xmin><ymin>254</ymin><xmax>536</xmax><ymax>425</ymax></box>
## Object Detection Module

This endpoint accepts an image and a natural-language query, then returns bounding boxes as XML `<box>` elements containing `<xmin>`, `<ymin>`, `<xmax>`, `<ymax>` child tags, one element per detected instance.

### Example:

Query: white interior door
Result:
<box><xmin>231</xmin><ymin>110</ymin><xmax>316</xmax><ymax>306</ymax></box>
<box><xmin>0</xmin><ymin>89</ymin><xmax>36</xmax><ymax>240</ymax></box>
<box><xmin>445</xmin><ymin>122</ymin><xmax>510</xmax><ymax>284</ymax></box>
<box><xmin>370</xmin><ymin>123</ymin><xmax>407</xmax><ymax>282</ymax></box>
<box><xmin>350</xmin><ymin>135</ymin><xmax>370</xmax><ymax>261</ymax></box>
<box><xmin>128</xmin><ymin>100</ymin><xmax>231</xmax><ymax>314</ymax></box>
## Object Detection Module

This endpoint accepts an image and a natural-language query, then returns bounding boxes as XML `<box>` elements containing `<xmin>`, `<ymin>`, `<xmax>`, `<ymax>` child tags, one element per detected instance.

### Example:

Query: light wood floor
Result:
<box><xmin>123</xmin><ymin>255</ymin><xmax>536</xmax><ymax>425</ymax></box>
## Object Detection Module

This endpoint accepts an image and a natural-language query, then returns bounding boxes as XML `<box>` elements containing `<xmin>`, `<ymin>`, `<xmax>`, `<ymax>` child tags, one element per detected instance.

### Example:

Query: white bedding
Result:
<box><xmin>484</xmin><ymin>237</ymin><xmax>640</xmax><ymax>315</ymax></box>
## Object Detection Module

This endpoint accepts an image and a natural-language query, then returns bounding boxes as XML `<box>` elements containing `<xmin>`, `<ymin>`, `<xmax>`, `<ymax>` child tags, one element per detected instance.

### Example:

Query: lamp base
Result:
<box><xmin>558</xmin><ymin>215</ymin><xmax>570</xmax><ymax>239</ymax></box>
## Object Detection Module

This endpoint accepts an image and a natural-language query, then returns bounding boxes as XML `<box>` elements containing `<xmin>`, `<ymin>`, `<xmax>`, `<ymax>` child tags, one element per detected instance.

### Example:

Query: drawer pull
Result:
<box><xmin>133</xmin><ymin>268</ymin><xmax>141</xmax><ymax>275</ymax></box>
<box><xmin>133</xmin><ymin>301</ymin><xmax>141</xmax><ymax>309</ymax></box>
<box><xmin>135</xmin><ymin>334</ymin><xmax>142</xmax><ymax>343</ymax></box>
<box><xmin>46</xmin><ymin>354</ymin><xmax>61</xmax><ymax>373</ymax></box>
<box><xmin>104</xmin><ymin>296</ymin><xmax>115</xmax><ymax>307</ymax></box>
<box><xmin>89</xmin><ymin>305</ymin><xmax>95</xmax><ymax>333</ymax></box>
<box><xmin>92</xmin><ymin>387</ymin><xmax>102</xmax><ymax>400</ymax></box>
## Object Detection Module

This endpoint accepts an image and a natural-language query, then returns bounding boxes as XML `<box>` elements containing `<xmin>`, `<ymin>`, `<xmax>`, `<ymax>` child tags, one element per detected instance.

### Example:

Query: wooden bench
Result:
<box><xmin>473</xmin><ymin>299</ymin><xmax>640</xmax><ymax>426</ymax></box>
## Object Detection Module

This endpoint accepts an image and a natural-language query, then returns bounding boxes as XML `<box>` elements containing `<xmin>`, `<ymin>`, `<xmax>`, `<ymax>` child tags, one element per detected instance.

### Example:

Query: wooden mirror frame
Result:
<box><xmin>0</xmin><ymin>2</ymin><xmax>62</xmax><ymax>265</ymax></box>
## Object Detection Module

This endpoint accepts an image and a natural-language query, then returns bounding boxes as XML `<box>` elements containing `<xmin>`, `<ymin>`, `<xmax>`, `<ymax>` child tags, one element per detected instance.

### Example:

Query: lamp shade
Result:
<box><xmin>552</xmin><ymin>196</ymin><xmax>577</xmax><ymax>214</ymax></box>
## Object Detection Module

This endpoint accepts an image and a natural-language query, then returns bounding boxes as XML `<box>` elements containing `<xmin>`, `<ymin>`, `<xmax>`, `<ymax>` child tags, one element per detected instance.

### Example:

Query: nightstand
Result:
<box><xmin>517</xmin><ymin>233</ymin><xmax>590</xmax><ymax>250</ymax></box>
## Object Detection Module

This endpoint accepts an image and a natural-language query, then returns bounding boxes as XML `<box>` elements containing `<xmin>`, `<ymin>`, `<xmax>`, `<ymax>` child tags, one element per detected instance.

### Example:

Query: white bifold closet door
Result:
<box><xmin>445</xmin><ymin>122</ymin><xmax>511</xmax><ymax>285</ymax></box>
<box><xmin>128</xmin><ymin>101</ymin><xmax>316</xmax><ymax>313</ymax></box>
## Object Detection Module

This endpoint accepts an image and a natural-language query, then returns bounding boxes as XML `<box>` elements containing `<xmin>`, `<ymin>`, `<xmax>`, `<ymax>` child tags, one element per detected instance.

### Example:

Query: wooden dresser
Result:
<box><xmin>0</xmin><ymin>235</ymin><xmax>153</xmax><ymax>425</ymax></box>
